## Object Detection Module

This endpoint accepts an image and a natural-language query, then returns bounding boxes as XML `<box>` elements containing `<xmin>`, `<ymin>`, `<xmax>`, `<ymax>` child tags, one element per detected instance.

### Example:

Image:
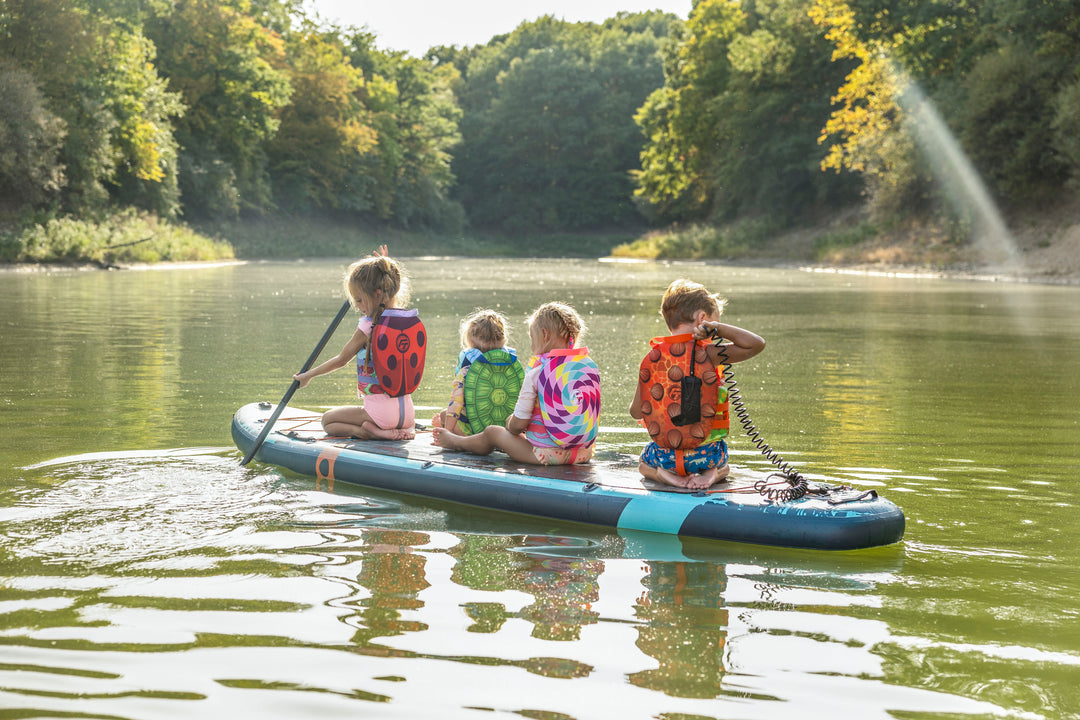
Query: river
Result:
<box><xmin>1</xmin><ymin>258</ymin><xmax>1077</xmax><ymax>719</ymax></box>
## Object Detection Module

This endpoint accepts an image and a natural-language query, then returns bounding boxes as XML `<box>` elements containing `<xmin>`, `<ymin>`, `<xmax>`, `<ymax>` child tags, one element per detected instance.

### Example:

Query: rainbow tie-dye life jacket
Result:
<box><xmin>525</xmin><ymin>347</ymin><xmax>600</xmax><ymax>448</ymax></box>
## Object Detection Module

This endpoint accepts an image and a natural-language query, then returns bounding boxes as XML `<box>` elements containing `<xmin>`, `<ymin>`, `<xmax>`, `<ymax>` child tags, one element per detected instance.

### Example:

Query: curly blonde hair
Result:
<box><xmin>461</xmin><ymin>309</ymin><xmax>508</xmax><ymax>352</ymax></box>
<box><xmin>527</xmin><ymin>302</ymin><xmax>587</xmax><ymax>347</ymax></box>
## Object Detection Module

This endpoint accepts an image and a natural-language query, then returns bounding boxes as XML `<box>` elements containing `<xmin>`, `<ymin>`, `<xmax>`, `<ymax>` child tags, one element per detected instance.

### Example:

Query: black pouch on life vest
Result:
<box><xmin>670</xmin><ymin>341</ymin><xmax>702</xmax><ymax>426</ymax></box>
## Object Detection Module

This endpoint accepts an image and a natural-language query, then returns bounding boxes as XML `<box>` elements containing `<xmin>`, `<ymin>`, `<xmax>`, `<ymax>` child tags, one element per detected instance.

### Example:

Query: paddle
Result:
<box><xmin>240</xmin><ymin>299</ymin><xmax>352</xmax><ymax>466</ymax></box>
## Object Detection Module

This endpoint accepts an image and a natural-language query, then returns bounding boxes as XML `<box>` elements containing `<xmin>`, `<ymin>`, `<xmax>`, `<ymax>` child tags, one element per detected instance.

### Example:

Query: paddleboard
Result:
<box><xmin>232</xmin><ymin>402</ymin><xmax>905</xmax><ymax>551</ymax></box>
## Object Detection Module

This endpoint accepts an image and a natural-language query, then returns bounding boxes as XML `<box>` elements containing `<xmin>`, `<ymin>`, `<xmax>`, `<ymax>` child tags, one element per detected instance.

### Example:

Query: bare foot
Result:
<box><xmin>431</xmin><ymin>412</ymin><xmax>444</xmax><ymax>429</ymax></box>
<box><xmin>654</xmin><ymin>467</ymin><xmax>692</xmax><ymax>488</ymax></box>
<box><xmin>432</xmin><ymin>427</ymin><xmax>464</xmax><ymax>449</ymax></box>
<box><xmin>685</xmin><ymin>465</ymin><xmax>731</xmax><ymax>490</ymax></box>
<box><xmin>685</xmin><ymin>467</ymin><xmax>718</xmax><ymax>490</ymax></box>
<box><xmin>361</xmin><ymin>422</ymin><xmax>415</xmax><ymax>441</ymax></box>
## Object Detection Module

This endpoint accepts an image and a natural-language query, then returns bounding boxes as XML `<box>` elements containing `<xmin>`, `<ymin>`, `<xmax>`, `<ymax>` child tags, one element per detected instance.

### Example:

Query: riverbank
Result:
<box><xmin>5</xmin><ymin>207</ymin><xmax>1079</xmax><ymax>285</ymax></box>
<box><xmin>798</xmin><ymin>203</ymin><xmax>1080</xmax><ymax>285</ymax></box>
<box><xmin>615</xmin><ymin>203</ymin><xmax>1080</xmax><ymax>285</ymax></box>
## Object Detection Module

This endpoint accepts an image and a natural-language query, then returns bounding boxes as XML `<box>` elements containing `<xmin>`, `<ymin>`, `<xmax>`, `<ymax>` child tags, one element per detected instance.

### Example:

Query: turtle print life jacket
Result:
<box><xmin>457</xmin><ymin>346</ymin><xmax>524</xmax><ymax>434</ymax></box>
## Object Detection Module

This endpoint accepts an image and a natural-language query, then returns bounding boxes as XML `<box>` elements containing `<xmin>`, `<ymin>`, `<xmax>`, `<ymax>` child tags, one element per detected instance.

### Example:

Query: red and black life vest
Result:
<box><xmin>358</xmin><ymin>308</ymin><xmax>426</xmax><ymax>398</ymax></box>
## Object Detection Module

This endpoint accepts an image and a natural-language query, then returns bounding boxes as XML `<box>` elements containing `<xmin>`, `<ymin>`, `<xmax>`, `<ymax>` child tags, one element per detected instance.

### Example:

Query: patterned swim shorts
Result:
<box><xmin>640</xmin><ymin>440</ymin><xmax>728</xmax><ymax>475</ymax></box>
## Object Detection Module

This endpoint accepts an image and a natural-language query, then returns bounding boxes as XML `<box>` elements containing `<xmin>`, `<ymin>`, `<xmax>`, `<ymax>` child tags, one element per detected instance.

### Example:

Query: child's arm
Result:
<box><xmin>506</xmin><ymin>414</ymin><xmax>529</xmax><ymax>435</ymax></box>
<box><xmin>696</xmin><ymin>321</ymin><xmax>765</xmax><ymax>365</ymax></box>
<box><xmin>294</xmin><ymin>325</ymin><xmax>367</xmax><ymax>387</ymax></box>
<box><xmin>629</xmin><ymin>385</ymin><xmax>643</xmax><ymax>420</ymax></box>
<box><xmin>506</xmin><ymin>365</ymin><xmax>541</xmax><ymax>435</ymax></box>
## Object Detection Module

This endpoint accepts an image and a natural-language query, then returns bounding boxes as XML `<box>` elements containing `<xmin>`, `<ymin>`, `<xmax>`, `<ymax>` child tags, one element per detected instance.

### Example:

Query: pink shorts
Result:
<box><xmin>531</xmin><ymin>443</ymin><xmax>594</xmax><ymax>466</ymax></box>
<box><xmin>364</xmin><ymin>393</ymin><xmax>415</xmax><ymax>431</ymax></box>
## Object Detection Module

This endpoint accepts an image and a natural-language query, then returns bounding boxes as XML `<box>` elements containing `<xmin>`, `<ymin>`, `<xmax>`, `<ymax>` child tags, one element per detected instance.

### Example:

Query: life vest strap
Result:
<box><xmin>674</xmin><ymin>450</ymin><xmax>687</xmax><ymax>477</ymax></box>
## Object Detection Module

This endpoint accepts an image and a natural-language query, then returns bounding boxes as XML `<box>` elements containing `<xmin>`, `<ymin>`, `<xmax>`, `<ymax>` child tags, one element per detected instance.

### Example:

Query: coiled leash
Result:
<box><xmin>706</xmin><ymin>329</ymin><xmax>810</xmax><ymax>503</ymax></box>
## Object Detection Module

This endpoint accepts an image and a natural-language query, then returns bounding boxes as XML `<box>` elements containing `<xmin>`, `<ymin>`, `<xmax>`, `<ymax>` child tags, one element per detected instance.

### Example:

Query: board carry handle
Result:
<box><xmin>240</xmin><ymin>299</ymin><xmax>352</xmax><ymax>466</ymax></box>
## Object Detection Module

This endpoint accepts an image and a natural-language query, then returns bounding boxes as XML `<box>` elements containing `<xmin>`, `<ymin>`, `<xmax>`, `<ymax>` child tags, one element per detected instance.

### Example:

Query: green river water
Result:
<box><xmin>1</xmin><ymin>258</ymin><xmax>1078</xmax><ymax>719</ymax></box>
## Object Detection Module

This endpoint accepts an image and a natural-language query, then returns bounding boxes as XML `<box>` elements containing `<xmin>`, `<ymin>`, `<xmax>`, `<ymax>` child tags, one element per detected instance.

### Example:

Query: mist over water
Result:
<box><xmin>897</xmin><ymin>71</ymin><xmax>1021</xmax><ymax>270</ymax></box>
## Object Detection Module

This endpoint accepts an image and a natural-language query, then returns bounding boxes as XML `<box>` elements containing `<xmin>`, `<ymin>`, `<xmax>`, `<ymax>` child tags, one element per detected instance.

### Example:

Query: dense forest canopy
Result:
<box><xmin>2</xmin><ymin>0</ymin><xmax>1079</xmax><ymax>248</ymax></box>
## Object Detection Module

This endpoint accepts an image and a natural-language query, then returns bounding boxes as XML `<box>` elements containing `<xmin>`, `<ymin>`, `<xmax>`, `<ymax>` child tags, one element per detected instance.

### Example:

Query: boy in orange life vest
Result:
<box><xmin>630</xmin><ymin>279</ymin><xmax>765</xmax><ymax>490</ymax></box>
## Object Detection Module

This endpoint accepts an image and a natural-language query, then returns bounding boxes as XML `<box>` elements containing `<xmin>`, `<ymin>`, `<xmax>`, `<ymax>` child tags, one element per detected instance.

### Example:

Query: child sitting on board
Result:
<box><xmin>433</xmin><ymin>309</ymin><xmax>525</xmax><ymax>436</ymax></box>
<box><xmin>294</xmin><ymin>246</ymin><xmax>426</xmax><ymax>440</ymax></box>
<box><xmin>630</xmin><ymin>279</ymin><xmax>765</xmax><ymax>490</ymax></box>
<box><xmin>433</xmin><ymin>302</ymin><xmax>599</xmax><ymax>466</ymax></box>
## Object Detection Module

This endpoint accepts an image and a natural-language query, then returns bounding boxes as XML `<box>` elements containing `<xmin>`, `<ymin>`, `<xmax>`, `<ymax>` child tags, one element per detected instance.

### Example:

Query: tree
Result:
<box><xmin>453</xmin><ymin>14</ymin><xmax>674</xmax><ymax>231</ymax></box>
<box><xmin>268</xmin><ymin>29</ymin><xmax>376</xmax><ymax>210</ymax></box>
<box><xmin>148</xmin><ymin>0</ymin><xmax>292</xmax><ymax>217</ymax></box>
<box><xmin>634</xmin><ymin>0</ymin><xmax>746</xmax><ymax>222</ymax></box>
<box><xmin>959</xmin><ymin>45</ymin><xmax>1068</xmax><ymax>205</ymax></box>
<box><xmin>0</xmin><ymin>63</ymin><xmax>67</xmax><ymax>206</ymax></box>
<box><xmin>635</xmin><ymin>0</ymin><xmax>855</xmax><ymax>224</ymax></box>
<box><xmin>0</xmin><ymin>0</ymin><xmax>182</xmax><ymax>215</ymax></box>
<box><xmin>344</xmin><ymin>35</ymin><xmax>465</xmax><ymax>230</ymax></box>
<box><xmin>94</xmin><ymin>25</ymin><xmax>184</xmax><ymax>216</ymax></box>
<box><xmin>809</xmin><ymin>0</ymin><xmax>926</xmax><ymax>216</ymax></box>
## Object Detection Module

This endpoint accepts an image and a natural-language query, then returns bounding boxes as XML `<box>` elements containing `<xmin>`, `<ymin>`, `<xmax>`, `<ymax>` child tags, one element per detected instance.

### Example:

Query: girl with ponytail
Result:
<box><xmin>294</xmin><ymin>246</ymin><xmax>425</xmax><ymax>440</ymax></box>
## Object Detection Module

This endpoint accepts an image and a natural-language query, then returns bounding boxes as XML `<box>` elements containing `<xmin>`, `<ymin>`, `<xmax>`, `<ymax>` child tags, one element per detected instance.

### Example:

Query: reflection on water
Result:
<box><xmin>1</xmin><ymin>260</ymin><xmax>1079</xmax><ymax>718</ymax></box>
<box><xmin>0</xmin><ymin>454</ymin><xmax>1032</xmax><ymax>718</ymax></box>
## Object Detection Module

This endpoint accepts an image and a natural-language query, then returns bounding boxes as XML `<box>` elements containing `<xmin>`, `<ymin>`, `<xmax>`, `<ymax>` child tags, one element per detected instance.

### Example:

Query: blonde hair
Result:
<box><xmin>461</xmin><ymin>309</ymin><xmax>508</xmax><ymax>352</ymax></box>
<box><xmin>343</xmin><ymin>255</ymin><xmax>410</xmax><ymax>315</ymax></box>
<box><xmin>660</xmin><ymin>279</ymin><xmax>726</xmax><ymax>329</ymax></box>
<box><xmin>527</xmin><ymin>302</ymin><xmax>587</xmax><ymax>346</ymax></box>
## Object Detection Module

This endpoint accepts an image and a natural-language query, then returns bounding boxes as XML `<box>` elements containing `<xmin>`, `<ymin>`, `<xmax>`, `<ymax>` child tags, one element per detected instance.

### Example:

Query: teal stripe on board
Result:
<box><xmin>617</xmin><ymin>493</ymin><xmax>711</xmax><ymax>534</ymax></box>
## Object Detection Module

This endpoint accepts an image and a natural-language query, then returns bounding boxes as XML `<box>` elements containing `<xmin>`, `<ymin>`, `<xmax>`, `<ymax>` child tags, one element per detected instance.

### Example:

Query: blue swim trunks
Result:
<box><xmin>640</xmin><ymin>439</ymin><xmax>728</xmax><ymax>475</ymax></box>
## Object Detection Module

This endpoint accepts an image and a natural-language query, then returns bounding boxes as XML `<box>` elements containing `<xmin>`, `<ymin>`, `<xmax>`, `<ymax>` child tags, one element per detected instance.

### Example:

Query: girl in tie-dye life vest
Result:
<box><xmin>433</xmin><ymin>302</ymin><xmax>600</xmax><ymax>466</ymax></box>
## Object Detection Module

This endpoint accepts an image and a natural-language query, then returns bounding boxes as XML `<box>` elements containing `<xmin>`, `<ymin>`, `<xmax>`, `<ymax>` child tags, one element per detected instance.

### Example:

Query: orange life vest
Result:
<box><xmin>636</xmin><ymin>334</ymin><xmax>728</xmax><ymax>452</ymax></box>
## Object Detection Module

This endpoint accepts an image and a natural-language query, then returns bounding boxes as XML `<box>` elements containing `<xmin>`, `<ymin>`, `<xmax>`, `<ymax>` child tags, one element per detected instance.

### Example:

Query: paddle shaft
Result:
<box><xmin>240</xmin><ymin>299</ymin><xmax>352</xmax><ymax>465</ymax></box>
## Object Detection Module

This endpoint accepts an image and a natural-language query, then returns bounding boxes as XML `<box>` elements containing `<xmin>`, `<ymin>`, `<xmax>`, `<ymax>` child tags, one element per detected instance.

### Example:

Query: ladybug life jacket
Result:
<box><xmin>356</xmin><ymin>308</ymin><xmax>427</xmax><ymax>398</ymax></box>
<box><xmin>526</xmin><ymin>347</ymin><xmax>601</xmax><ymax>449</ymax></box>
<box><xmin>636</xmin><ymin>334</ymin><xmax>728</xmax><ymax>452</ymax></box>
<box><xmin>457</xmin><ymin>347</ymin><xmax>525</xmax><ymax>435</ymax></box>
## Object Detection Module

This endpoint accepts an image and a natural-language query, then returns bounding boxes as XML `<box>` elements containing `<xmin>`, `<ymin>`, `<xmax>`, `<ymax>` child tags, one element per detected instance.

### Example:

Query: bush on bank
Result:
<box><xmin>0</xmin><ymin>210</ymin><xmax>234</xmax><ymax>265</ymax></box>
<box><xmin>610</xmin><ymin>219</ymin><xmax>780</xmax><ymax>260</ymax></box>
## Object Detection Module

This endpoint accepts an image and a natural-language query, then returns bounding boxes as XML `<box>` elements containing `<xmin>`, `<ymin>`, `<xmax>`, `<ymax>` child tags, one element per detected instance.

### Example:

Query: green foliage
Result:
<box><xmin>0</xmin><ymin>62</ymin><xmax>67</xmax><ymax>205</ymax></box>
<box><xmin>636</xmin><ymin>0</ymin><xmax>857</xmax><ymax>225</ymax></box>
<box><xmin>1051</xmin><ymin>79</ymin><xmax>1080</xmax><ymax>180</ymax></box>
<box><xmin>811</xmin><ymin>220</ymin><xmax>877</xmax><ymax>258</ymax></box>
<box><xmin>93</xmin><ymin>25</ymin><xmax>184</xmax><ymax>216</ymax></box>
<box><xmin>958</xmin><ymin>45</ymin><xmax>1068</xmax><ymax>205</ymax></box>
<box><xmin>452</xmin><ymin>13</ymin><xmax>675</xmax><ymax>232</ymax></box>
<box><xmin>6</xmin><ymin>0</ymin><xmax>1080</xmax><ymax>263</ymax></box>
<box><xmin>147</xmin><ymin>0</ymin><xmax>293</xmax><ymax>217</ymax></box>
<box><xmin>3</xmin><ymin>209</ymin><xmax>234</xmax><ymax>264</ymax></box>
<box><xmin>0</xmin><ymin>0</ymin><xmax>182</xmax><ymax>216</ymax></box>
<box><xmin>610</xmin><ymin>217</ymin><xmax>779</xmax><ymax>259</ymax></box>
<box><xmin>346</xmin><ymin>48</ymin><xmax>465</xmax><ymax>232</ymax></box>
<box><xmin>269</xmin><ymin>29</ymin><xmax>375</xmax><ymax>211</ymax></box>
